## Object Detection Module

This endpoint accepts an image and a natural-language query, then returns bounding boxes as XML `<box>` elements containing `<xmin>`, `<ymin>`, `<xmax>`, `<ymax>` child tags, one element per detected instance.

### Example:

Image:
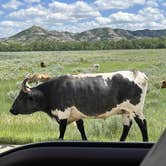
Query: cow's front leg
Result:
<box><xmin>47</xmin><ymin>111</ymin><xmax>60</xmax><ymax>124</ymax></box>
<box><xmin>76</xmin><ymin>119</ymin><xmax>87</xmax><ymax>140</ymax></box>
<box><xmin>57</xmin><ymin>108</ymin><xmax>71</xmax><ymax>140</ymax></box>
<box><xmin>59</xmin><ymin>119</ymin><xmax>67</xmax><ymax>140</ymax></box>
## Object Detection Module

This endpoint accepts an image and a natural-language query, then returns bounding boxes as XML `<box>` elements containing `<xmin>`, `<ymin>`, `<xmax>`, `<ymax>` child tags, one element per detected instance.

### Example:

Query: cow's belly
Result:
<box><xmin>96</xmin><ymin>100</ymin><xmax>140</xmax><ymax>118</ymax></box>
<box><xmin>51</xmin><ymin>100</ymin><xmax>140</xmax><ymax>124</ymax></box>
<box><xmin>51</xmin><ymin>106</ymin><xmax>87</xmax><ymax>124</ymax></box>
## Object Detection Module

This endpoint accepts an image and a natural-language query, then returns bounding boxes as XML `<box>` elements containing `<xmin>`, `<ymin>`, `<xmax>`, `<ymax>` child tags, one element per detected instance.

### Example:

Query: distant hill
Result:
<box><xmin>7</xmin><ymin>26</ymin><xmax>76</xmax><ymax>43</ymax></box>
<box><xmin>130</xmin><ymin>29</ymin><xmax>166</xmax><ymax>38</ymax></box>
<box><xmin>2</xmin><ymin>25</ymin><xmax>166</xmax><ymax>43</ymax></box>
<box><xmin>74</xmin><ymin>27</ymin><xmax>122</xmax><ymax>41</ymax></box>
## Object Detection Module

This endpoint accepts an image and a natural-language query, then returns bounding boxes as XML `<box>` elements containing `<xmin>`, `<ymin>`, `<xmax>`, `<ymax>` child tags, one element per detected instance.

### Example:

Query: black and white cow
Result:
<box><xmin>10</xmin><ymin>70</ymin><xmax>149</xmax><ymax>141</ymax></box>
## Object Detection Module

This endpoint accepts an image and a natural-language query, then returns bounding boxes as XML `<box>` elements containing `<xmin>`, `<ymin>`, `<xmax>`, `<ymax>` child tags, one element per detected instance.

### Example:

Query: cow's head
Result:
<box><xmin>10</xmin><ymin>77</ymin><xmax>47</xmax><ymax>115</ymax></box>
<box><xmin>161</xmin><ymin>80</ymin><xmax>166</xmax><ymax>88</ymax></box>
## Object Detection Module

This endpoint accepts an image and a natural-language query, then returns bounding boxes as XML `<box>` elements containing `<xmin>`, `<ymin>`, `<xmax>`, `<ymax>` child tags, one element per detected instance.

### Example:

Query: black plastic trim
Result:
<box><xmin>0</xmin><ymin>141</ymin><xmax>154</xmax><ymax>166</ymax></box>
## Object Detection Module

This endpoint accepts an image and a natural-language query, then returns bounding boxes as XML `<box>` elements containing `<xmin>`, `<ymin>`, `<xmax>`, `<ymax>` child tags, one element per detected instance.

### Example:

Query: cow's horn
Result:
<box><xmin>22</xmin><ymin>77</ymin><xmax>31</xmax><ymax>93</ymax></box>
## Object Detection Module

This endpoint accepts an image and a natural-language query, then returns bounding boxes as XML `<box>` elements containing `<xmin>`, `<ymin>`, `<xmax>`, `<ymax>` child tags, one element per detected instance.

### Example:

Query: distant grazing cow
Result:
<box><xmin>93</xmin><ymin>64</ymin><xmax>100</xmax><ymax>70</ymax></box>
<box><xmin>161</xmin><ymin>80</ymin><xmax>166</xmax><ymax>88</ymax></box>
<box><xmin>28</xmin><ymin>73</ymin><xmax>51</xmax><ymax>84</ymax></box>
<box><xmin>10</xmin><ymin>70</ymin><xmax>148</xmax><ymax>142</ymax></box>
<box><xmin>40</xmin><ymin>61</ymin><xmax>46</xmax><ymax>68</ymax></box>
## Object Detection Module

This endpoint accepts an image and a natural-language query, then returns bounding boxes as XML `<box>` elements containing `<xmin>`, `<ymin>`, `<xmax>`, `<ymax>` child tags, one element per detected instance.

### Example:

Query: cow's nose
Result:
<box><xmin>10</xmin><ymin>108</ymin><xmax>18</xmax><ymax>115</ymax></box>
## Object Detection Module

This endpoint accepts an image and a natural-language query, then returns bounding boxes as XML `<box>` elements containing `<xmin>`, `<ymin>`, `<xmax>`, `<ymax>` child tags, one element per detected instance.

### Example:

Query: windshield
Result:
<box><xmin>0</xmin><ymin>0</ymin><xmax>166</xmax><ymax>151</ymax></box>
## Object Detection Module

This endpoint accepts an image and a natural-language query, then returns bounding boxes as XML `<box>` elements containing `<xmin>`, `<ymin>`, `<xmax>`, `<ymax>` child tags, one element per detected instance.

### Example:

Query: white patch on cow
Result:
<box><xmin>72</xmin><ymin>71</ymin><xmax>133</xmax><ymax>87</ymax></box>
<box><xmin>115</xmin><ymin>70</ymin><xmax>148</xmax><ymax>122</ymax></box>
<box><xmin>67</xmin><ymin>106</ymin><xmax>87</xmax><ymax>123</ymax></box>
<box><xmin>95</xmin><ymin>94</ymin><xmax>148</xmax><ymax>121</ymax></box>
<box><xmin>73</xmin><ymin>71</ymin><xmax>136</xmax><ymax>85</ymax></box>
<box><xmin>96</xmin><ymin>99</ymin><xmax>139</xmax><ymax>119</ymax></box>
<box><xmin>58</xmin><ymin>108</ymin><xmax>71</xmax><ymax>120</ymax></box>
<box><xmin>134</xmin><ymin>71</ymin><xmax>148</xmax><ymax>87</ymax></box>
<box><xmin>51</xmin><ymin>106</ymin><xmax>87</xmax><ymax>124</ymax></box>
<box><xmin>133</xmin><ymin>86</ymin><xmax>147</xmax><ymax>121</ymax></box>
<box><xmin>100</xmin><ymin>71</ymin><xmax>134</xmax><ymax>86</ymax></box>
<box><xmin>122</xmin><ymin>114</ymin><xmax>131</xmax><ymax>126</ymax></box>
<box><xmin>133</xmin><ymin>71</ymin><xmax>148</xmax><ymax>121</ymax></box>
<box><xmin>72</xmin><ymin>73</ymin><xmax>100</xmax><ymax>78</ymax></box>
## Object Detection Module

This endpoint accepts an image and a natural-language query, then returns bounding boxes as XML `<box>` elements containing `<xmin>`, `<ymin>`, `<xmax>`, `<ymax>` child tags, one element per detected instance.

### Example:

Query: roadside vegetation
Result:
<box><xmin>0</xmin><ymin>49</ymin><xmax>165</xmax><ymax>144</ymax></box>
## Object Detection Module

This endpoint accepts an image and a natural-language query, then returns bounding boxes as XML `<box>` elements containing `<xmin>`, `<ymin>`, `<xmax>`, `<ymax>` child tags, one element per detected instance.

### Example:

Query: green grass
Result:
<box><xmin>0</xmin><ymin>49</ymin><xmax>166</xmax><ymax>144</ymax></box>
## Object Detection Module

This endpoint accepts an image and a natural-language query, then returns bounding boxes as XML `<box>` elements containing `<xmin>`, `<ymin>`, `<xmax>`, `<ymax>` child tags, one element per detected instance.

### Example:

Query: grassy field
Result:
<box><xmin>0</xmin><ymin>49</ymin><xmax>165</xmax><ymax>144</ymax></box>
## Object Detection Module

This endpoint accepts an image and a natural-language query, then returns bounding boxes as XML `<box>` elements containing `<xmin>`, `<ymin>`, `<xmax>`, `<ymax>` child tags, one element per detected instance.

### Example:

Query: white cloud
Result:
<box><xmin>9</xmin><ymin>5</ymin><xmax>48</xmax><ymax>18</ymax></box>
<box><xmin>49</xmin><ymin>1</ymin><xmax>101</xmax><ymax>18</ymax></box>
<box><xmin>0</xmin><ymin>21</ymin><xmax>16</xmax><ymax>27</ymax></box>
<box><xmin>0</xmin><ymin>20</ymin><xmax>27</xmax><ymax>38</ymax></box>
<box><xmin>2</xmin><ymin>0</ymin><xmax>23</xmax><ymax>9</ymax></box>
<box><xmin>94</xmin><ymin>0</ymin><xmax>145</xmax><ymax>10</ymax></box>
<box><xmin>95</xmin><ymin>16</ymin><xmax>111</xmax><ymax>24</ymax></box>
<box><xmin>9</xmin><ymin>1</ymin><xmax>101</xmax><ymax>25</ymax></box>
<box><xmin>24</xmin><ymin>0</ymin><xmax>41</xmax><ymax>3</ymax></box>
<box><xmin>0</xmin><ymin>10</ymin><xmax>4</xmax><ymax>15</ymax></box>
<box><xmin>162</xmin><ymin>2</ymin><xmax>166</xmax><ymax>6</ymax></box>
<box><xmin>9</xmin><ymin>4</ymin><xmax>75</xmax><ymax>24</ymax></box>
<box><xmin>160</xmin><ymin>19</ymin><xmax>166</xmax><ymax>29</ymax></box>
<box><xmin>46</xmin><ymin>13</ymin><xmax>72</xmax><ymax>21</ymax></box>
<box><xmin>49</xmin><ymin>1</ymin><xmax>72</xmax><ymax>13</ymax></box>
<box><xmin>138</xmin><ymin>7</ymin><xmax>165</xmax><ymax>21</ymax></box>
<box><xmin>73</xmin><ymin>1</ymin><xmax>100</xmax><ymax>18</ymax></box>
<box><xmin>109</xmin><ymin>11</ymin><xmax>143</xmax><ymax>23</ymax></box>
<box><xmin>107</xmin><ymin>5</ymin><xmax>166</xmax><ymax>30</ymax></box>
<box><xmin>146</xmin><ymin>0</ymin><xmax>159</xmax><ymax>7</ymax></box>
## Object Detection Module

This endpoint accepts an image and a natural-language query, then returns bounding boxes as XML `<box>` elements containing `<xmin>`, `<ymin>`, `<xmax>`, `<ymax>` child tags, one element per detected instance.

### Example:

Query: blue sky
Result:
<box><xmin>0</xmin><ymin>0</ymin><xmax>166</xmax><ymax>38</ymax></box>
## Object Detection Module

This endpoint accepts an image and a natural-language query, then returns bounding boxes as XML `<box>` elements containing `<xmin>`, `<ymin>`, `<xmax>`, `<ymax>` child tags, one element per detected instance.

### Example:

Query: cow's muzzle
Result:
<box><xmin>10</xmin><ymin>108</ymin><xmax>18</xmax><ymax>115</ymax></box>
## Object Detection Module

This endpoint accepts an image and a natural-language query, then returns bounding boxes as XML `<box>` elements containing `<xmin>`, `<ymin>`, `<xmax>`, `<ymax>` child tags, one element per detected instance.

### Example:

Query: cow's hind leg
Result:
<box><xmin>120</xmin><ymin>113</ymin><xmax>133</xmax><ymax>141</ymax></box>
<box><xmin>76</xmin><ymin>119</ymin><xmax>87</xmax><ymax>140</ymax></box>
<box><xmin>134</xmin><ymin>113</ymin><xmax>148</xmax><ymax>142</ymax></box>
<box><xmin>59</xmin><ymin>119</ymin><xmax>67</xmax><ymax>140</ymax></box>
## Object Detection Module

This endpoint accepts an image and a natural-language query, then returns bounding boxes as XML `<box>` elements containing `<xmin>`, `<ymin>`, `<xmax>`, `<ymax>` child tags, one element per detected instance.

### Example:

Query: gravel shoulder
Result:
<box><xmin>0</xmin><ymin>144</ymin><xmax>20</xmax><ymax>153</ymax></box>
